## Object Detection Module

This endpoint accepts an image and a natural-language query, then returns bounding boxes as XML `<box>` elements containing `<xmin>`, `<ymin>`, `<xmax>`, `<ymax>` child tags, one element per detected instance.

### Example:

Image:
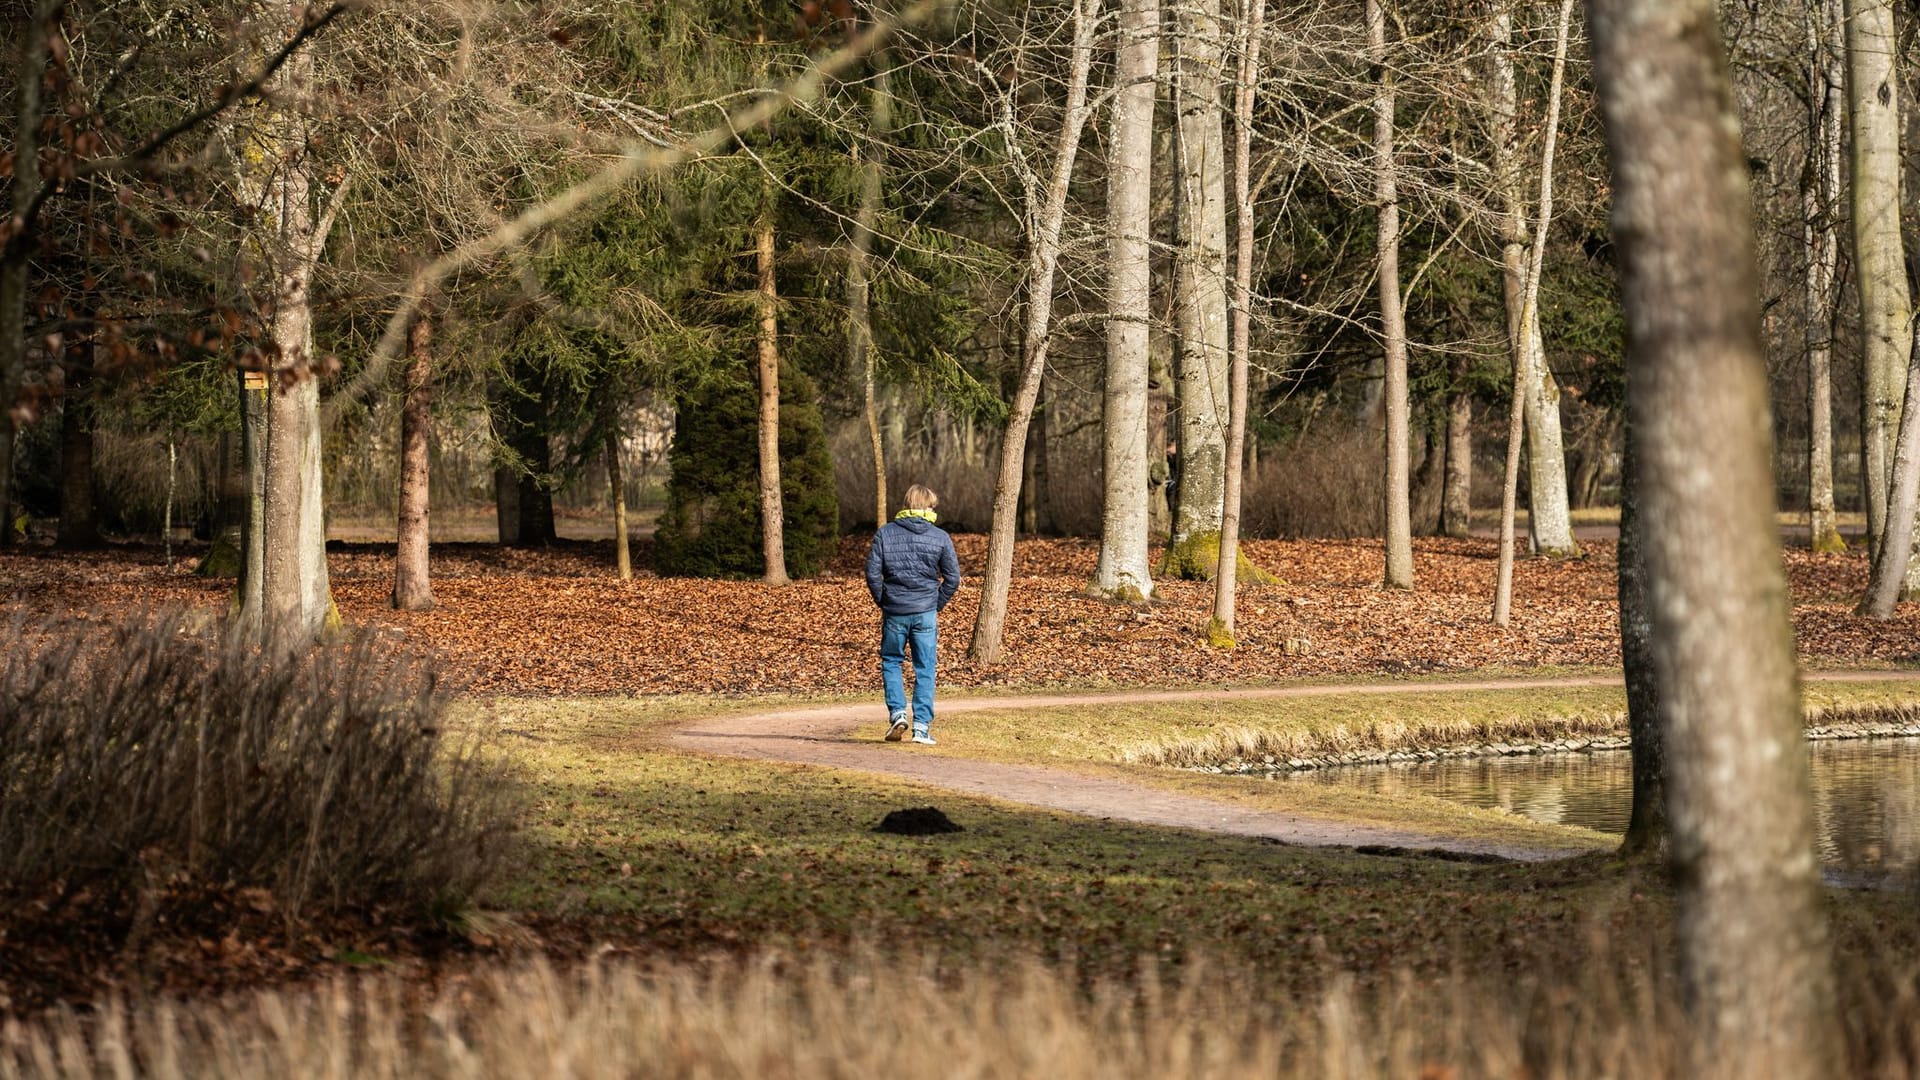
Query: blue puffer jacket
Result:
<box><xmin>866</xmin><ymin>516</ymin><xmax>961</xmax><ymax>615</ymax></box>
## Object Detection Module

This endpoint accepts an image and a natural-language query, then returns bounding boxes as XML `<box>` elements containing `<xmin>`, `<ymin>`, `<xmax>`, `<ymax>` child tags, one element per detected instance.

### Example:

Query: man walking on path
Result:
<box><xmin>865</xmin><ymin>484</ymin><xmax>961</xmax><ymax>745</ymax></box>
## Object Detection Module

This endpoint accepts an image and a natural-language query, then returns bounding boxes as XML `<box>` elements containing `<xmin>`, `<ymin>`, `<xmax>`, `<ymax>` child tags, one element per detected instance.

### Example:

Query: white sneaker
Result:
<box><xmin>911</xmin><ymin>732</ymin><xmax>937</xmax><ymax>746</ymax></box>
<box><xmin>884</xmin><ymin>713</ymin><xmax>910</xmax><ymax>742</ymax></box>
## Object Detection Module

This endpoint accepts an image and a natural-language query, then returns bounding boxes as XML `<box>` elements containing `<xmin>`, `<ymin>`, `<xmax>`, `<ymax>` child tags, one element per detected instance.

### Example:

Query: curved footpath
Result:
<box><xmin>671</xmin><ymin>671</ymin><xmax>1920</xmax><ymax>863</ymax></box>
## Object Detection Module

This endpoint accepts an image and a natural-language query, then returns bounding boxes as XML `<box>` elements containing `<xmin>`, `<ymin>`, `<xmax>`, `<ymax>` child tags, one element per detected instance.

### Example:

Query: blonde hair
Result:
<box><xmin>903</xmin><ymin>484</ymin><xmax>939</xmax><ymax>511</ymax></box>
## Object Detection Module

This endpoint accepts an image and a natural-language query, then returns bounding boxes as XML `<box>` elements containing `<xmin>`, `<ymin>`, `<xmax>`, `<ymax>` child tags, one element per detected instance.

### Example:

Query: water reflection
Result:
<box><xmin>1285</xmin><ymin>737</ymin><xmax>1920</xmax><ymax>872</ymax></box>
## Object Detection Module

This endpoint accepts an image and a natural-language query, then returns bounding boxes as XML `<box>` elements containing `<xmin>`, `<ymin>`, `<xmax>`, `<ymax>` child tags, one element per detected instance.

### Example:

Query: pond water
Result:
<box><xmin>1285</xmin><ymin>737</ymin><xmax>1920</xmax><ymax>872</ymax></box>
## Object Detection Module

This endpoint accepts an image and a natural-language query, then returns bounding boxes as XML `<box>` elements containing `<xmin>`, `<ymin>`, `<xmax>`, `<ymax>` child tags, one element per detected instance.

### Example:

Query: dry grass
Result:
<box><xmin>1123</xmin><ymin>710</ymin><xmax>1631</xmax><ymax>767</ymax></box>
<box><xmin>6</xmin><ymin>945</ymin><xmax>1920</xmax><ymax>1078</ymax></box>
<box><xmin>0</xmin><ymin>614</ymin><xmax>520</xmax><ymax>922</ymax></box>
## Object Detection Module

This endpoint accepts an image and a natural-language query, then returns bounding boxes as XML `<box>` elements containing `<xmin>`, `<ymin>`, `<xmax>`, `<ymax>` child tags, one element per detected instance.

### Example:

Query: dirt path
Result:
<box><xmin>672</xmin><ymin>671</ymin><xmax>1920</xmax><ymax>863</ymax></box>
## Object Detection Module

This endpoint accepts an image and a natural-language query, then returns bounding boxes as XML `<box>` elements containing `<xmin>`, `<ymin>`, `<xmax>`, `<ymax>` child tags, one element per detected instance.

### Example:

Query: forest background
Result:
<box><xmin>3</xmin><ymin>0</ymin><xmax>1901</xmax><ymax>643</ymax></box>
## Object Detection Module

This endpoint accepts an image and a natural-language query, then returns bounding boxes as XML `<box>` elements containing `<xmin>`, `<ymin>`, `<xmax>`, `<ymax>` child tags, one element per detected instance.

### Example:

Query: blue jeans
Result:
<box><xmin>880</xmin><ymin>610</ymin><xmax>938</xmax><ymax>735</ymax></box>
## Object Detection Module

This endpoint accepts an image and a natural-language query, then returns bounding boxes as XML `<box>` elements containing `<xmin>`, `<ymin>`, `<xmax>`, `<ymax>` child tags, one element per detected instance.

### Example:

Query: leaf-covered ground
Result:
<box><xmin>0</xmin><ymin>535</ymin><xmax>1910</xmax><ymax>694</ymax></box>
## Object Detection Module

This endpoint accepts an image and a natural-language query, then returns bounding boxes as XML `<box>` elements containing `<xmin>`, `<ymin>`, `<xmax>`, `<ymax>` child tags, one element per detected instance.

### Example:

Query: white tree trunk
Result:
<box><xmin>1091</xmin><ymin>0</ymin><xmax>1160</xmax><ymax>603</ymax></box>
<box><xmin>240</xmin><ymin>2</ymin><xmax>337</xmax><ymax>647</ymax></box>
<box><xmin>1165</xmin><ymin>0</ymin><xmax>1232</xmax><ymax>579</ymax></box>
<box><xmin>1588</xmin><ymin>0</ymin><xmax>1841</xmax><ymax>1071</ymax></box>
<box><xmin>1489</xmin><ymin>3</ymin><xmax>1578</xmax><ymax>562</ymax></box>
<box><xmin>1209</xmin><ymin>0</ymin><xmax>1266</xmax><ymax>644</ymax></box>
<box><xmin>1846</xmin><ymin>0</ymin><xmax>1910</xmax><ymax>557</ymax></box>
<box><xmin>1493</xmin><ymin>0</ymin><xmax>1574</xmax><ymax>624</ymax></box>
<box><xmin>1371</xmin><ymin>0</ymin><xmax>1413</xmax><ymax>589</ymax></box>
<box><xmin>1806</xmin><ymin>0</ymin><xmax>1845</xmax><ymax>555</ymax></box>
<box><xmin>1522</xmin><ymin>331</ymin><xmax>1579</xmax><ymax>556</ymax></box>
<box><xmin>968</xmin><ymin>0</ymin><xmax>1102</xmax><ymax>665</ymax></box>
<box><xmin>392</xmin><ymin>313</ymin><xmax>435</xmax><ymax>611</ymax></box>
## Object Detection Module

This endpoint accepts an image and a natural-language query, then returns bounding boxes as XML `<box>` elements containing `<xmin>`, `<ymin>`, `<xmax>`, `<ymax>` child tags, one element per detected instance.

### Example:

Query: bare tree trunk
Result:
<box><xmin>1588</xmin><ymin>0</ymin><xmax>1841</xmax><ymax>1070</ymax></box>
<box><xmin>1165</xmin><ymin>0</ymin><xmax>1232</xmax><ymax>580</ymax></box>
<box><xmin>1091</xmin><ymin>0</ymin><xmax>1160</xmax><ymax>603</ymax></box>
<box><xmin>1440</xmin><ymin>387</ymin><xmax>1472</xmax><ymax>538</ymax></box>
<box><xmin>967</xmin><ymin>0</ymin><xmax>1101</xmax><ymax>665</ymax></box>
<box><xmin>849</xmin><ymin>52</ymin><xmax>892</xmax><ymax>528</ymax></box>
<box><xmin>1489</xmin><ymin>2</ymin><xmax>1578</xmax><ymax>561</ymax></box>
<box><xmin>1846</xmin><ymin>0</ymin><xmax>1910</xmax><ymax>557</ymax></box>
<box><xmin>392</xmin><ymin>312</ymin><xmax>435</xmax><ymax>611</ymax></box>
<box><xmin>755</xmin><ymin>205</ymin><xmax>790</xmax><ymax>586</ymax></box>
<box><xmin>243</xmin><ymin>4</ymin><xmax>338</xmax><ymax>647</ymax></box>
<box><xmin>1209</xmin><ymin>0</ymin><xmax>1266</xmax><ymax>645</ymax></box>
<box><xmin>1371</xmin><ymin>0</ymin><xmax>1413</xmax><ymax>589</ymax></box>
<box><xmin>494</xmin><ymin>463</ymin><xmax>521</xmax><ymax>545</ymax></box>
<box><xmin>1860</xmin><ymin>342</ymin><xmax>1920</xmax><ymax>615</ymax></box>
<box><xmin>1493</xmin><ymin>0</ymin><xmax>1574</xmax><ymax>626</ymax></box>
<box><xmin>235</xmin><ymin>373</ymin><xmax>267</xmax><ymax>637</ymax></box>
<box><xmin>0</xmin><ymin>1</ymin><xmax>58</xmax><ymax>548</ymax></box>
<box><xmin>607</xmin><ymin>422</ymin><xmax>631</xmax><ymax>582</ymax></box>
<box><xmin>56</xmin><ymin>343</ymin><xmax>100</xmax><ymax>548</ymax></box>
<box><xmin>1805</xmin><ymin>0</ymin><xmax>1846</xmax><ymax>555</ymax></box>
<box><xmin>1616</xmin><ymin>423</ymin><xmax>1665</xmax><ymax>858</ymax></box>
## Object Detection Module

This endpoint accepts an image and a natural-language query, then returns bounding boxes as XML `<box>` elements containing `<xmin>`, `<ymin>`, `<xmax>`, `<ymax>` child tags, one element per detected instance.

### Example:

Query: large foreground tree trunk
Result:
<box><xmin>1846</xmin><ymin>0</ymin><xmax>1910</xmax><ymax>557</ymax></box>
<box><xmin>392</xmin><ymin>312</ymin><xmax>435</xmax><ymax>611</ymax></box>
<box><xmin>1805</xmin><ymin>0</ymin><xmax>1846</xmax><ymax>555</ymax></box>
<box><xmin>1164</xmin><ymin>0</ymin><xmax>1231</xmax><ymax>580</ymax></box>
<box><xmin>1090</xmin><ymin>0</ymin><xmax>1159</xmax><ymax>604</ymax></box>
<box><xmin>1588</xmin><ymin>0</ymin><xmax>1840</xmax><ymax>1072</ymax></box>
<box><xmin>1371</xmin><ymin>0</ymin><xmax>1413</xmax><ymax>589</ymax></box>
<box><xmin>1208</xmin><ymin>0</ymin><xmax>1267</xmax><ymax>646</ymax></box>
<box><xmin>754</xmin><ymin>204</ymin><xmax>790</xmax><ymax>587</ymax></box>
<box><xmin>1615</xmin><ymin>425</ymin><xmax>1664</xmax><ymax>858</ymax></box>
<box><xmin>967</xmin><ymin>0</ymin><xmax>1101</xmax><ymax>665</ymax></box>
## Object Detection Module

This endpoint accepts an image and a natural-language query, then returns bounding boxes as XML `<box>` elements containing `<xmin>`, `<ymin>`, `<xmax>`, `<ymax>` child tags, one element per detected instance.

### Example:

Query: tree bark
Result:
<box><xmin>1860</xmin><ymin>340</ymin><xmax>1920</xmax><ymax>615</ymax></box>
<box><xmin>1371</xmin><ymin>0</ymin><xmax>1413</xmax><ymax>589</ymax></box>
<box><xmin>755</xmin><ymin>203</ymin><xmax>790</xmax><ymax>587</ymax></box>
<box><xmin>849</xmin><ymin>51</ymin><xmax>892</xmax><ymax>528</ymax></box>
<box><xmin>1489</xmin><ymin>2</ymin><xmax>1579</xmax><ymax>561</ymax></box>
<box><xmin>1805</xmin><ymin>0</ymin><xmax>1846</xmax><ymax>555</ymax></box>
<box><xmin>1616</xmin><ymin>422</ymin><xmax>1665</xmax><ymax>858</ymax></box>
<box><xmin>967</xmin><ymin>0</ymin><xmax>1101</xmax><ymax>665</ymax></box>
<box><xmin>494</xmin><ymin>463</ymin><xmax>521</xmax><ymax>545</ymax></box>
<box><xmin>239</xmin><ymin>2</ymin><xmax>337</xmax><ymax>647</ymax></box>
<box><xmin>235</xmin><ymin>373</ymin><xmax>267</xmax><ymax>638</ymax></box>
<box><xmin>1209</xmin><ymin>0</ymin><xmax>1266</xmax><ymax>645</ymax></box>
<box><xmin>1493</xmin><ymin>0</ymin><xmax>1575</xmax><ymax>625</ymax></box>
<box><xmin>1090</xmin><ymin>0</ymin><xmax>1160</xmax><ymax>603</ymax></box>
<box><xmin>607</xmin><ymin>422</ymin><xmax>631</xmax><ymax>582</ymax></box>
<box><xmin>1588</xmin><ymin>0</ymin><xmax>1840</xmax><ymax>1071</ymax></box>
<box><xmin>0</xmin><ymin>1</ymin><xmax>58</xmax><ymax>548</ymax></box>
<box><xmin>1440</xmin><ymin>388</ymin><xmax>1472</xmax><ymax>538</ymax></box>
<box><xmin>1165</xmin><ymin>0</ymin><xmax>1231</xmax><ymax>579</ymax></box>
<box><xmin>56</xmin><ymin>342</ymin><xmax>100</xmax><ymax>548</ymax></box>
<box><xmin>392</xmin><ymin>312</ymin><xmax>435</xmax><ymax>611</ymax></box>
<box><xmin>1846</xmin><ymin>0</ymin><xmax>1910</xmax><ymax>557</ymax></box>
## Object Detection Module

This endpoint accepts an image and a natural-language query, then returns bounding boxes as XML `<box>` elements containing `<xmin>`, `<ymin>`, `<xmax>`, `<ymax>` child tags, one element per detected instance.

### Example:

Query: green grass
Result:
<box><xmin>455</xmin><ymin>677</ymin><xmax>1920</xmax><ymax>987</ymax></box>
<box><xmin>466</xmin><ymin>694</ymin><xmax>1643</xmax><ymax>983</ymax></box>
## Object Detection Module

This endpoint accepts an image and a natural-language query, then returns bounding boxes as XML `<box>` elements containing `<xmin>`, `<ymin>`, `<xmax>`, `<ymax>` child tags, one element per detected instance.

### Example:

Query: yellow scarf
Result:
<box><xmin>895</xmin><ymin>508</ymin><xmax>938</xmax><ymax>524</ymax></box>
